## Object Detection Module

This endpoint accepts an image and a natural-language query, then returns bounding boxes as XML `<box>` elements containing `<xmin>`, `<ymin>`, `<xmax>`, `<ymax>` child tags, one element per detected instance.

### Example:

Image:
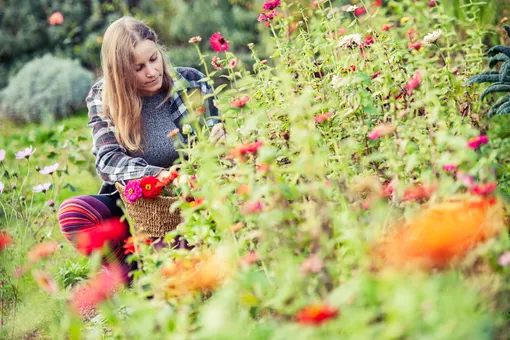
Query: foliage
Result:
<box><xmin>468</xmin><ymin>26</ymin><xmax>510</xmax><ymax>118</ymax></box>
<box><xmin>0</xmin><ymin>1</ymin><xmax>509</xmax><ymax>339</ymax></box>
<box><xmin>0</xmin><ymin>55</ymin><xmax>94</xmax><ymax>124</ymax></box>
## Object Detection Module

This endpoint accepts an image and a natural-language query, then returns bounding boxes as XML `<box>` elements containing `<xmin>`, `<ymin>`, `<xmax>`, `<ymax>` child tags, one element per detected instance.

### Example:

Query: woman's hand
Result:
<box><xmin>209</xmin><ymin>123</ymin><xmax>226</xmax><ymax>145</ymax></box>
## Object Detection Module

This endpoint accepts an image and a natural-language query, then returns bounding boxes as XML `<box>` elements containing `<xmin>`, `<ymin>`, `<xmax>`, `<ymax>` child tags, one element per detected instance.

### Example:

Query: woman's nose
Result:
<box><xmin>146</xmin><ymin>65</ymin><xmax>157</xmax><ymax>77</ymax></box>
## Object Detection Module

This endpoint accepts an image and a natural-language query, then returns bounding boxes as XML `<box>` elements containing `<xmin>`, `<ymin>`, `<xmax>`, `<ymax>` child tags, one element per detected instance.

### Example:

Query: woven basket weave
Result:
<box><xmin>115</xmin><ymin>182</ymin><xmax>182</xmax><ymax>238</ymax></box>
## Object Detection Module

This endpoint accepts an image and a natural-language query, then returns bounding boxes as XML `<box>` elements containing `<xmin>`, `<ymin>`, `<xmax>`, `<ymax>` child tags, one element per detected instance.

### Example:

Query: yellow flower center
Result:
<box><xmin>128</xmin><ymin>188</ymin><xmax>134</xmax><ymax>195</ymax></box>
<box><xmin>145</xmin><ymin>184</ymin><xmax>152</xmax><ymax>190</ymax></box>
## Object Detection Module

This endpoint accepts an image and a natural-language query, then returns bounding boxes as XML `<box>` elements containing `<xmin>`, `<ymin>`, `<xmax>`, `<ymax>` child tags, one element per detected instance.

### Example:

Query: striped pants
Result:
<box><xmin>57</xmin><ymin>193</ymin><xmax>135</xmax><ymax>282</ymax></box>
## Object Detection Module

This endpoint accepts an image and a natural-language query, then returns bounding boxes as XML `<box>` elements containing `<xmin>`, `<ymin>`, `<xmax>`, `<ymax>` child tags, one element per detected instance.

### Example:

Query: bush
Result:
<box><xmin>0</xmin><ymin>54</ymin><xmax>94</xmax><ymax>124</ymax></box>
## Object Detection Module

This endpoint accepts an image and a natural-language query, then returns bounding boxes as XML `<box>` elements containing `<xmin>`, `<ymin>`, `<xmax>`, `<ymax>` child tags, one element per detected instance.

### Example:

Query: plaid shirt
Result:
<box><xmin>87</xmin><ymin>66</ymin><xmax>219</xmax><ymax>195</ymax></box>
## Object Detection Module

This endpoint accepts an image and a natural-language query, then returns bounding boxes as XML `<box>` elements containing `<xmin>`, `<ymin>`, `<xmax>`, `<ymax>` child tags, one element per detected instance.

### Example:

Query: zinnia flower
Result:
<box><xmin>33</xmin><ymin>183</ymin><xmax>52</xmax><ymax>193</ymax></box>
<box><xmin>33</xmin><ymin>270</ymin><xmax>59</xmax><ymax>294</ymax></box>
<box><xmin>0</xmin><ymin>231</ymin><xmax>13</xmax><ymax>251</ymax></box>
<box><xmin>442</xmin><ymin>164</ymin><xmax>457</xmax><ymax>172</ymax></box>
<box><xmin>263</xmin><ymin>0</ymin><xmax>280</xmax><ymax>10</ymax></box>
<box><xmin>210</xmin><ymin>32</ymin><xmax>229</xmax><ymax>52</ymax></box>
<box><xmin>156</xmin><ymin>171</ymin><xmax>179</xmax><ymax>188</ymax></box>
<box><xmin>300</xmin><ymin>254</ymin><xmax>324</xmax><ymax>274</ymax></box>
<box><xmin>382</xmin><ymin>23</ymin><xmax>393</xmax><ymax>31</ymax></box>
<box><xmin>48</xmin><ymin>12</ymin><xmax>64</xmax><ymax>25</ymax></box>
<box><xmin>374</xmin><ymin>196</ymin><xmax>505</xmax><ymax>270</ymax></box>
<box><xmin>140</xmin><ymin>176</ymin><xmax>163</xmax><ymax>199</ymax></box>
<box><xmin>188</xmin><ymin>36</ymin><xmax>202</xmax><ymax>43</ymax></box>
<box><xmin>408</xmin><ymin>41</ymin><xmax>423</xmax><ymax>50</ymax></box>
<box><xmin>241</xmin><ymin>251</ymin><xmax>259</xmax><ymax>265</ymax></box>
<box><xmin>15</xmin><ymin>146</ymin><xmax>36</xmax><ymax>159</ymax></box>
<box><xmin>229</xmin><ymin>58</ymin><xmax>237</xmax><ymax>69</ymax></box>
<box><xmin>229</xmin><ymin>141</ymin><xmax>264</xmax><ymax>161</ymax></box>
<box><xmin>124</xmin><ymin>180</ymin><xmax>143</xmax><ymax>203</ymax></box>
<box><xmin>368</xmin><ymin>124</ymin><xmax>395</xmax><ymax>140</ymax></box>
<box><xmin>0</xmin><ymin>150</ymin><xmax>5</xmax><ymax>162</ymax></box>
<box><xmin>39</xmin><ymin>163</ymin><xmax>59</xmax><ymax>175</ymax></box>
<box><xmin>467</xmin><ymin>135</ymin><xmax>489</xmax><ymax>149</ymax></box>
<box><xmin>423</xmin><ymin>29</ymin><xmax>442</xmax><ymax>44</ymax></box>
<box><xmin>353</xmin><ymin>7</ymin><xmax>367</xmax><ymax>16</ymax></box>
<box><xmin>241</xmin><ymin>201</ymin><xmax>264</xmax><ymax>214</ymax></box>
<box><xmin>365</xmin><ymin>35</ymin><xmax>374</xmax><ymax>45</ymax></box>
<box><xmin>338</xmin><ymin>34</ymin><xmax>363</xmax><ymax>49</ymax></box>
<box><xmin>123</xmin><ymin>235</ymin><xmax>152</xmax><ymax>255</ymax></box>
<box><xmin>28</xmin><ymin>241</ymin><xmax>58</xmax><ymax>263</ymax></box>
<box><xmin>402</xmin><ymin>184</ymin><xmax>435</xmax><ymax>202</ymax></box>
<box><xmin>371</xmin><ymin>71</ymin><xmax>381</xmax><ymax>79</ymax></box>
<box><xmin>314</xmin><ymin>112</ymin><xmax>332</xmax><ymax>123</ymax></box>
<box><xmin>74</xmin><ymin>218</ymin><xmax>129</xmax><ymax>256</ymax></box>
<box><xmin>296</xmin><ymin>304</ymin><xmax>339</xmax><ymax>325</ymax></box>
<box><xmin>211</xmin><ymin>55</ymin><xmax>223</xmax><ymax>70</ymax></box>
<box><xmin>230</xmin><ymin>96</ymin><xmax>250</xmax><ymax>108</ymax></box>
<box><xmin>168</xmin><ymin>128</ymin><xmax>180</xmax><ymax>138</ymax></box>
<box><xmin>428</xmin><ymin>0</ymin><xmax>437</xmax><ymax>7</ymax></box>
<box><xmin>470</xmin><ymin>182</ymin><xmax>497</xmax><ymax>196</ymax></box>
<box><xmin>258</xmin><ymin>10</ymin><xmax>279</xmax><ymax>27</ymax></box>
<box><xmin>405</xmin><ymin>71</ymin><xmax>422</xmax><ymax>95</ymax></box>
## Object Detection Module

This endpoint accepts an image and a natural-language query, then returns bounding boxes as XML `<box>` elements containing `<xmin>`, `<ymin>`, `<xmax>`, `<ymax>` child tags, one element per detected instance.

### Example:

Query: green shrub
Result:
<box><xmin>0</xmin><ymin>54</ymin><xmax>94</xmax><ymax>124</ymax></box>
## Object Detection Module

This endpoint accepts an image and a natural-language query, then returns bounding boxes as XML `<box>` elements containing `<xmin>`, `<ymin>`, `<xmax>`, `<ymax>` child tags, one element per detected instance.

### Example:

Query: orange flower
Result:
<box><xmin>48</xmin><ymin>12</ymin><xmax>64</xmax><ymax>25</ymax></box>
<box><xmin>229</xmin><ymin>141</ymin><xmax>263</xmax><ymax>161</ymax></box>
<box><xmin>155</xmin><ymin>171</ymin><xmax>179</xmax><ymax>188</ymax></box>
<box><xmin>230</xmin><ymin>222</ymin><xmax>244</xmax><ymax>232</ymax></box>
<box><xmin>123</xmin><ymin>235</ymin><xmax>153</xmax><ymax>255</ymax></box>
<box><xmin>374</xmin><ymin>196</ymin><xmax>505</xmax><ymax>270</ymax></box>
<box><xmin>33</xmin><ymin>270</ymin><xmax>59</xmax><ymax>294</ymax></box>
<box><xmin>402</xmin><ymin>184</ymin><xmax>435</xmax><ymax>202</ymax></box>
<box><xmin>314</xmin><ymin>112</ymin><xmax>332</xmax><ymax>123</ymax></box>
<box><xmin>189</xmin><ymin>197</ymin><xmax>204</xmax><ymax>207</ymax></box>
<box><xmin>242</xmin><ymin>201</ymin><xmax>264</xmax><ymax>214</ymax></box>
<box><xmin>296</xmin><ymin>304</ymin><xmax>339</xmax><ymax>325</ymax></box>
<box><xmin>381</xmin><ymin>23</ymin><xmax>393</xmax><ymax>31</ymax></box>
<box><xmin>230</xmin><ymin>96</ymin><xmax>250</xmax><ymax>108</ymax></box>
<box><xmin>237</xmin><ymin>184</ymin><xmax>251</xmax><ymax>195</ymax></box>
<box><xmin>27</xmin><ymin>241</ymin><xmax>58</xmax><ymax>263</ymax></box>
<box><xmin>167</xmin><ymin>128</ymin><xmax>180</xmax><ymax>138</ymax></box>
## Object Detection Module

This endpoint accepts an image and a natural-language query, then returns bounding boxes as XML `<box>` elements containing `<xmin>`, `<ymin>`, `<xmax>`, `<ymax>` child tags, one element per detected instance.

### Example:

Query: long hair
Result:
<box><xmin>101</xmin><ymin>16</ymin><xmax>173</xmax><ymax>153</ymax></box>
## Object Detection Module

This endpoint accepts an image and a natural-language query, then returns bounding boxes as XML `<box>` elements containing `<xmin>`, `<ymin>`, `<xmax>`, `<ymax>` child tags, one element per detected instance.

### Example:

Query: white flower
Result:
<box><xmin>338</xmin><ymin>33</ymin><xmax>363</xmax><ymax>49</ymax></box>
<box><xmin>423</xmin><ymin>29</ymin><xmax>442</xmax><ymax>44</ymax></box>
<box><xmin>330</xmin><ymin>75</ymin><xmax>343</xmax><ymax>88</ymax></box>
<box><xmin>40</xmin><ymin>163</ymin><xmax>59</xmax><ymax>175</ymax></box>
<box><xmin>0</xmin><ymin>182</ymin><xmax>4</xmax><ymax>194</ymax></box>
<box><xmin>33</xmin><ymin>183</ymin><xmax>52</xmax><ymax>193</ymax></box>
<box><xmin>345</xmin><ymin>5</ymin><xmax>358</xmax><ymax>12</ymax></box>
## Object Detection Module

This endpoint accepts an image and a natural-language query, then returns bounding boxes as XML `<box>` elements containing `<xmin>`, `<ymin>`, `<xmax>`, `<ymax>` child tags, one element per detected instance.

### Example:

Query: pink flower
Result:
<box><xmin>428</xmin><ymin>0</ymin><xmax>437</xmax><ymax>7</ymax></box>
<box><xmin>498</xmin><ymin>251</ymin><xmax>510</xmax><ymax>267</ymax></box>
<box><xmin>314</xmin><ymin>112</ymin><xmax>332</xmax><ymax>123</ymax></box>
<box><xmin>405</xmin><ymin>71</ymin><xmax>422</xmax><ymax>95</ymax></box>
<box><xmin>263</xmin><ymin>0</ymin><xmax>280</xmax><ymax>11</ymax></box>
<box><xmin>33</xmin><ymin>270</ymin><xmax>59</xmax><ymax>294</ymax></box>
<box><xmin>382</xmin><ymin>24</ymin><xmax>393</xmax><ymax>31</ymax></box>
<box><xmin>368</xmin><ymin>124</ymin><xmax>395</xmax><ymax>140</ymax></box>
<box><xmin>258</xmin><ymin>9</ymin><xmax>279</xmax><ymax>27</ymax></box>
<box><xmin>354</xmin><ymin>7</ymin><xmax>367</xmax><ymax>16</ymax></box>
<box><xmin>0</xmin><ymin>150</ymin><xmax>5</xmax><ymax>162</ymax></box>
<box><xmin>211</xmin><ymin>55</ymin><xmax>223</xmax><ymax>70</ymax></box>
<box><xmin>371</xmin><ymin>71</ymin><xmax>381</xmax><ymax>79</ymax></box>
<box><xmin>0</xmin><ymin>182</ymin><xmax>4</xmax><ymax>194</ymax></box>
<box><xmin>210</xmin><ymin>32</ymin><xmax>229</xmax><ymax>52</ymax></box>
<box><xmin>45</xmin><ymin>199</ymin><xmax>55</xmax><ymax>207</ymax></box>
<box><xmin>39</xmin><ymin>163</ymin><xmax>59</xmax><ymax>175</ymax></box>
<box><xmin>442</xmin><ymin>164</ymin><xmax>457</xmax><ymax>172</ymax></box>
<box><xmin>301</xmin><ymin>254</ymin><xmax>324</xmax><ymax>274</ymax></box>
<box><xmin>467</xmin><ymin>135</ymin><xmax>489</xmax><ymax>149</ymax></box>
<box><xmin>229</xmin><ymin>58</ymin><xmax>238</xmax><ymax>69</ymax></box>
<box><xmin>365</xmin><ymin>35</ymin><xmax>374</xmax><ymax>45</ymax></box>
<box><xmin>242</xmin><ymin>201</ymin><xmax>264</xmax><ymax>214</ymax></box>
<box><xmin>408</xmin><ymin>41</ymin><xmax>423</xmax><ymax>50</ymax></box>
<box><xmin>470</xmin><ymin>182</ymin><xmax>497</xmax><ymax>196</ymax></box>
<box><xmin>230</xmin><ymin>96</ymin><xmax>250</xmax><ymax>108</ymax></box>
<box><xmin>15</xmin><ymin>146</ymin><xmax>36</xmax><ymax>159</ymax></box>
<box><xmin>124</xmin><ymin>180</ymin><xmax>143</xmax><ymax>203</ymax></box>
<box><xmin>48</xmin><ymin>12</ymin><xmax>64</xmax><ymax>26</ymax></box>
<box><xmin>33</xmin><ymin>183</ymin><xmax>51</xmax><ymax>193</ymax></box>
<box><xmin>457</xmin><ymin>172</ymin><xmax>475</xmax><ymax>187</ymax></box>
<box><xmin>241</xmin><ymin>251</ymin><xmax>259</xmax><ymax>265</ymax></box>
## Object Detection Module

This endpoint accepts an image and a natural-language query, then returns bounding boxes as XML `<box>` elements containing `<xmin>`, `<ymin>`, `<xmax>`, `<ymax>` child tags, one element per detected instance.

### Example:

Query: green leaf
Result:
<box><xmin>488</xmin><ymin>94</ymin><xmax>510</xmax><ymax>118</ymax></box>
<box><xmin>63</xmin><ymin>183</ymin><xmax>78</xmax><ymax>192</ymax></box>
<box><xmin>488</xmin><ymin>45</ymin><xmax>510</xmax><ymax>58</ymax></box>
<box><xmin>495</xmin><ymin>100</ymin><xmax>510</xmax><ymax>116</ymax></box>
<box><xmin>466</xmin><ymin>71</ymin><xmax>502</xmax><ymax>85</ymax></box>
<box><xmin>489</xmin><ymin>53</ymin><xmax>510</xmax><ymax>68</ymax></box>
<box><xmin>480</xmin><ymin>83</ymin><xmax>510</xmax><ymax>101</ymax></box>
<box><xmin>214</xmin><ymin>84</ymin><xmax>228</xmax><ymax>95</ymax></box>
<box><xmin>500</xmin><ymin>60</ymin><xmax>510</xmax><ymax>82</ymax></box>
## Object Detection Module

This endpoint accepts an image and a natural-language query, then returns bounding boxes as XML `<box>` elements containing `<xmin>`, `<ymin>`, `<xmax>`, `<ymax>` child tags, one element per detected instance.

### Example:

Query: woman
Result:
<box><xmin>57</xmin><ymin>17</ymin><xmax>225</xmax><ymax>282</ymax></box>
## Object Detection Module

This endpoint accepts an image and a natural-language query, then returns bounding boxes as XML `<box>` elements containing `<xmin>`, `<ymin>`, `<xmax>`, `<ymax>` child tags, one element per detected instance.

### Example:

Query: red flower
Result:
<box><xmin>467</xmin><ymin>135</ymin><xmax>489</xmax><ymax>149</ymax></box>
<box><xmin>263</xmin><ymin>0</ymin><xmax>280</xmax><ymax>11</ymax></box>
<box><xmin>70</xmin><ymin>264</ymin><xmax>125</xmax><ymax>316</ymax></box>
<box><xmin>0</xmin><ymin>231</ymin><xmax>13</xmax><ymax>251</ymax></box>
<box><xmin>156</xmin><ymin>171</ymin><xmax>179</xmax><ymax>188</ymax></box>
<box><xmin>189</xmin><ymin>197</ymin><xmax>204</xmax><ymax>208</ymax></box>
<box><xmin>123</xmin><ymin>235</ymin><xmax>153</xmax><ymax>255</ymax></box>
<box><xmin>48</xmin><ymin>12</ymin><xmax>64</xmax><ymax>25</ymax></box>
<box><xmin>354</xmin><ymin>7</ymin><xmax>367</xmax><ymax>16</ymax></box>
<box><xmin>382</xmin><ymin>180</ymin><xmax>395</xmax><ymax>198</ymax></box>
<box><xmin>470</xmin><ymin>182</ymin><xmax>497</xmax><ymax>196</ymax></box>
<box><xmin>382</xmin><ymin>23</ymin><xmax>393</xmax><ymax>31</ymax></box>
<box><xmin>75</xmin><ymin>218</ymin><xmax>129</xmax><ymax>256</ymax></box>
<box><xmin>405</xmin><ymin>71</ymin><xmax>422</xmax><ymax>95</ymax></box>
<box><xmin>140</xmin><ymin>176</ymin><xmax>163</xmax><ymax>199</ymax></box>
<box><xmin>402</xmin><ymin>184</ymin><xmax>436</xmax><ymax>202</ymax></box>
<box><xmin>210</xmin><ymin>32</ymin><xmax>229</xmax><ymax>52</ymax></box>
<box><xmin>242</xmin><ymin>201</ymin><xmax>264</xmax><ymax>214</ymax></box>
<box><xmin>258</xmin><ymin>10</ymin><xmax>279</xmax><ymax>27</ymax></box>
<box><xmin>241</xmin><ymin>251</ymin><xmax>259</xmax><ymax>265</ymax></box>
<box><xmin>296</xmin><ymin>304</ymin><xmax>339</xmax><ymax>325</ymax></box>
<box><xmin>428</xmin><ymin>0</ymin><xmax>437</xmax><ymax>7</ymax></box>
<box><xmin>373</xmin><ymin>0</ymin><xmax>383</xmax><ymax>6</ymax></box>
<box><xmin>28</xmin><ymin>241</ymin><xmax>58</xmax><ymax>263</ymax></box>
<box><xmin>230</xmin><ymin>96</ymin><xmax>250</xmax><ymax>108</ymax></box>
<box><xmin>406</xmin><ymin>28</ymin><xmax>419</xmax><ymax>42</ymax></box>
<box><xmin>442</xmin><ymin>164</ymin><xmax>457</xmax><ymax>172</ymax></box>
<box><xmin>365</xmin><ymin>35</ymin><xmax>374</xmax><ymax>45</ymax></box>
<box><xmin>371</xmin><ymin>71</ymin><xmax>381</xmax><ymax>79</ymax></box>
<box><xmin>408</xmin><ymin>41</ymin><xmax>423</xmax><ymax>50</ymax></box>
<box><xmin>314</xmin><ymin>112</ymin><xmax>332</xmax><ymax>123</ymax></box>
<box><xmin>229</xmin><ymin>141</ymin><xmax>264</xmax><ymax>161</ymax></box>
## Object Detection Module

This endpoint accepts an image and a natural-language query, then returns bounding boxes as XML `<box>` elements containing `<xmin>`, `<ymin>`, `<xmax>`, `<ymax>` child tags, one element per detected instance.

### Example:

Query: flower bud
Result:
<box><xmin>182</xmin><ymin>124</ymin><xmax>193</xmax><ymax>135</ymax></box>
<box><xmin>35</xmin><ymin>165</ymin><xmax>41</xmax><ymax>171</ymax></box>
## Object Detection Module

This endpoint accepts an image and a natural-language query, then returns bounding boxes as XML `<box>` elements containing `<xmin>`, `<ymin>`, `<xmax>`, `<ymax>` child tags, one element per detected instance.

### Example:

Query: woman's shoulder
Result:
<box><xmin>87</xmin><ymin>78</ymin><xmax>104</xmax><ymax>101</ymax></box>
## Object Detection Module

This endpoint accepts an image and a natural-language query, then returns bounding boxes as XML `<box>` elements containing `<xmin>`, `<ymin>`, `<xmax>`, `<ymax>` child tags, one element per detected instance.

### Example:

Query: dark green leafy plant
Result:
<box><xmin>467</xmin><ymin>26</ymin><xmax>510</xmax><ymax>117</ymax></box>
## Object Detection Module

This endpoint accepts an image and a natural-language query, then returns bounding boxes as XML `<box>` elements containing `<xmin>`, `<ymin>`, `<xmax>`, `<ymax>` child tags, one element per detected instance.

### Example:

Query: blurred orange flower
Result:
<box><xmin>0</xmin><ymin>231</ymin><xmax>13</xmax><ymax>251</ymax></box>
<box><xmin>33</xmin><ymin>270</ymin><xmax>58</xmax><ymax>294</ymax></box>
<box><xmin>374</xmin><ymin>196</ymin><xmax>505</xmax><ymax>270</ymax></box>
<box><xmin>296</xmin><ymin>304</ymin><xmax>339</xmax><ymax>325</ymax></box>
<box><xmin>48</xmin><ymin>12</ymin><xmax>64</xmax><ymax>25</ymax></box>
<box><xmin>28</xmin><ymin>241</ymin><xmax>58</xmax><ymax>263</ymax></box>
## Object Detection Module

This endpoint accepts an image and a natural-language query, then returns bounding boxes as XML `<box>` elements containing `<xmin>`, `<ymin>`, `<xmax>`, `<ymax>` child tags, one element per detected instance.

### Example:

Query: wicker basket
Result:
<box><xmin>115</xmin><ymin>182</ymin><xmax>182</xmax><ymax>238</ymax></box>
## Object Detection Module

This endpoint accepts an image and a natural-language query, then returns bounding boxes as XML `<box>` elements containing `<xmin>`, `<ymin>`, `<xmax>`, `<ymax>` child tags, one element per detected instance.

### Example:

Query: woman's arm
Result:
<box><xmin>86</xmin><ymin>81</ymin><xmax>165</xmax><ymax>184</ymax></box>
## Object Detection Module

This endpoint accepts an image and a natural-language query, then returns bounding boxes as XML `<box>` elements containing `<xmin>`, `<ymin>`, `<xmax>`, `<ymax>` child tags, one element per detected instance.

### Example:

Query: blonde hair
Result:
<box><xmin>101</xmin><ymin>16</ymin><xmax>173</xmax><ymax>152</ymax></box>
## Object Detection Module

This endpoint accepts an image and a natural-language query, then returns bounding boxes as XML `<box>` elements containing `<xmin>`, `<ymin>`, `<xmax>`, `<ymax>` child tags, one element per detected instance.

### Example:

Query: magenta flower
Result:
<box><xmin>467</xmin><ymin>135</ymin><xmax>489</xmax><ymax>149</ymax></box>
<box><xmin>33</xmin><ymin>183</ymin><xmax>52</xmax><ymax>193</ymax></box>
<box><xmin>40</xmin><ymin>163</ymin><xmax>59</xmax><ymax>175</ymax></box>
<box><xmin>210</xmin><ymin>32</ymin><xmax>229</xmax><ymax>52</ymax></box>
<box><xmin>442</xmin><ymin>164</ymin><xmax>457</xmax><ymax>172</ymax></box>
<box><xmin>368</xmin><ymin>124</ymin><xmax>395</xmax><ymax>140</ymax></box>
<box><xmin>263</xmin><ymin>0</ymin><xmax>280</xmax><ymax>11</ymax></box>
<box><xmin>470</xmin><ymin>182</ymin><xmax>497</xmax><ymax>196</ymax></box>
<box><xmin>498</xmin><ymin>251</ymin><xmax>510</xmax><ymax>267</ymax></box>
<box><xmin>16</xmin><ymin>146</ymin><xmax>36</xmax><ymax>160</ymax></box>
<box><xmin>457</xmin><ymin>171</ymin><xmax>475</xmax><ymax>187</ymax></box>
<box><xmin>0</xmin><ymin>150</ymin><xmax>5</xmax><ymax>162</ymax></box>
<box><xmin>124</xmin><ymin>180</ymin><xmax>143</xmax><ymax>203</ymax></box>
<box><xmin>0</xmin><ymin>182</ymin><xmax>4</xmax><ymax>194</ymax></box>
<box><xmin>45</xmin><ymin>199</ymin><xmax>55</xmax><ymax>207</ymax></box>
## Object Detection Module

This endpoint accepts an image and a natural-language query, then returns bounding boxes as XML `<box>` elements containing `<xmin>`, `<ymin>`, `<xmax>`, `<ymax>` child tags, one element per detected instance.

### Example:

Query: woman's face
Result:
<box><xmin>132</xmin><ymin>39</ymin><xmax>164</xmax><ymax>96</ymax></box>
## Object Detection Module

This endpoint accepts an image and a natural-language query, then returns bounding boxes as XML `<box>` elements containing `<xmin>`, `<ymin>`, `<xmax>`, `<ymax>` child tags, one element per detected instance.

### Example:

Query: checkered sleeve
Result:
<box><xmin>175</xmin><ymin>67</ymin><xmax>221</xmax><ymax>127</ymax></box>
<box><xmin>86</xmin><ymin>80</ymin><xmax>164</xmax><ymax>184</ymax></box>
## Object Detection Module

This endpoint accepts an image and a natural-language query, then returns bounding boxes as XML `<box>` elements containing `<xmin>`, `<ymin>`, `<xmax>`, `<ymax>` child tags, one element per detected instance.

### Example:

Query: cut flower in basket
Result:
<box><xmin>124</xmin><ymin>174</ymin><xmax>181</xmax><ymax>203</ymax></box>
